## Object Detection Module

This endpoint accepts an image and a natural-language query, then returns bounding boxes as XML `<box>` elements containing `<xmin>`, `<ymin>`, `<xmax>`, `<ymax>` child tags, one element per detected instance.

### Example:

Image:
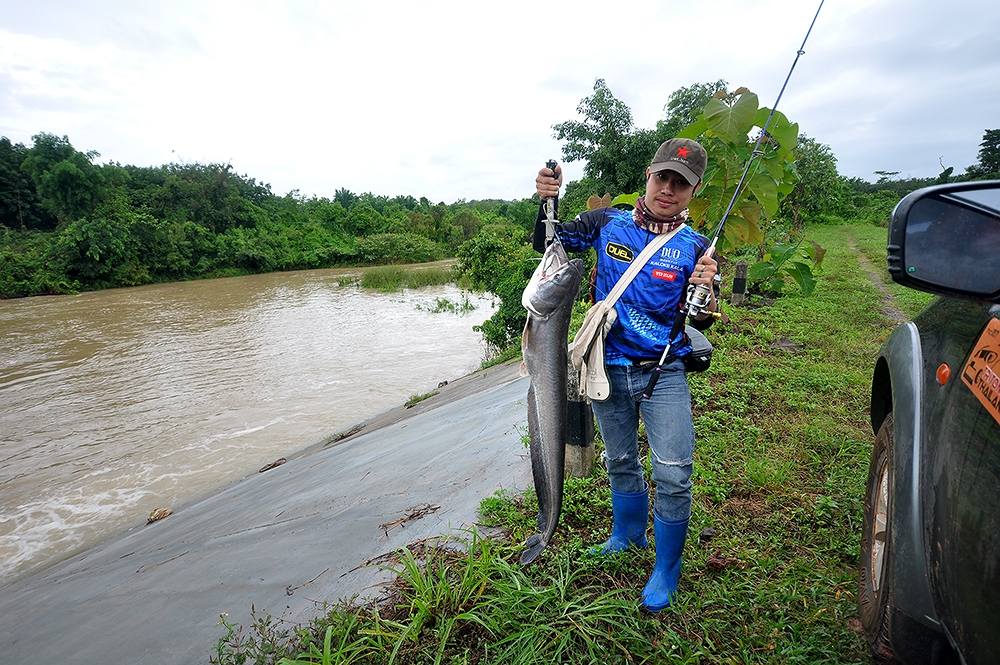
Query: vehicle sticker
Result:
<box><xmin>605</xmin><ymin>242</ymin><xmax>634</xmax><ymax>263</ymax></box>
<box><xmin>961</xmin><ymin>317</ymin><xmax>1000</xmax><ymax>425</ymax></box>
<box><xmin>651</xmin><ymin>269</ymin><xmax>678</xmax><ymax>282</ymax></box>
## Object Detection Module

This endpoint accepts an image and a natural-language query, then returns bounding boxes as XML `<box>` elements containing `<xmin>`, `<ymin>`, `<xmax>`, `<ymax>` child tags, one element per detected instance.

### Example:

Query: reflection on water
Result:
<box><xmin>0</xmin><ymin>266</ymin><xmax>494</xmax><ymax>583</ymax></box>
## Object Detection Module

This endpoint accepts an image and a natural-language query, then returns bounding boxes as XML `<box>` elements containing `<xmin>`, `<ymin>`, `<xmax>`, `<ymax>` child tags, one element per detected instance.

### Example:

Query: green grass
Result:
<box><xmin>404</xmin><ymin>390</ymin><xmax>438</xmax><ymax>408</ymax></box>
<box><xmin>417</xmin><ymin>295</ymin><xmax>476</xmax><ymax>314</ymax></box>
<box><xmin>213</xmin><ymin>223</ymin><xmax>919</xmax><ymax>664</ymax></box>
<box><xmin>360</xmin><ymin>266</ymin><xmax>454</xmax><ymax>292</ymax></box>
<box><xmin>844</xmin><ymin>223</ymin><xmax>936</xmax><ymax>319</ymax></box>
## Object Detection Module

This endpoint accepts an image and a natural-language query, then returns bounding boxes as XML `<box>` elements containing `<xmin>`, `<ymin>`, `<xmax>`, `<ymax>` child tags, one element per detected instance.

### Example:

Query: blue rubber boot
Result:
<box><xmin>589</xmin><ymin>486</ymin><xmax>649</xmax><ymax>555</ymax></box>
<box><xmin>641</xmin><ymin>513</ymin><xmax>689</xmax><ymax>612</ymax></box>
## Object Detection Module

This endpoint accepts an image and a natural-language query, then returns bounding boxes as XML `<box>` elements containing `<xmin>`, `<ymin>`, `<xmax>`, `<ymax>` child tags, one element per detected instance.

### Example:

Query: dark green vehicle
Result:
<box><xmin>859</xmin><ymin>181</ymin><xmax>1000</xmax><ymax>664</ymax></box>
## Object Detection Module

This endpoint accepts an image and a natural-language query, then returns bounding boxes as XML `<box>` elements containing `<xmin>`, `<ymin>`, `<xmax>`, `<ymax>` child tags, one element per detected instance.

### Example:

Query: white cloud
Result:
<box><xmin>1</xmin><ymin>0</ymin><xmax>997</xmax><ymax>201</ymax></box>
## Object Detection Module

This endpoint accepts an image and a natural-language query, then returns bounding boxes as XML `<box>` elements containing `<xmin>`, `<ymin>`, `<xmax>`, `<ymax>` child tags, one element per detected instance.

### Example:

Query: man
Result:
<box><xmin>533</xmin><ymin>138</ymin><xmax>719</xmax><ymax>611</ymax></box>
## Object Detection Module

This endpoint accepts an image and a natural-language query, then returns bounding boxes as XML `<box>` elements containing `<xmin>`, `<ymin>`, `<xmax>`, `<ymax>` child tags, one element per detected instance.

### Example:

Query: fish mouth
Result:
<box><xmin>523</xmin><ymin>240</ymin><xmax>574</xmax><ymax>317</ymax></box>
<box><xmin>522</xmin><ymin>253</ymin><xmax>583</xmax><ymax>318</ymax></box>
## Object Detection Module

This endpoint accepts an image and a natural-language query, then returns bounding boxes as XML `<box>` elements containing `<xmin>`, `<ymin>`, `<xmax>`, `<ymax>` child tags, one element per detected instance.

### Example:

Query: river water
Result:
<box><xmin>0</xmin><ymin>265</ymin><xmax>495</xmax><ymax>584</ymax></box>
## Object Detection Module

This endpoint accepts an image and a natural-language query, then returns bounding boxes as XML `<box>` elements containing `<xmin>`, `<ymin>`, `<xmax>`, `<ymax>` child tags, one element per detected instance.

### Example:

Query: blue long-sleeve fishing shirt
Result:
<box><xmin>534</xmin><ymin>203</ymin><xmax>716</xmax><ymax>365</ymax></box>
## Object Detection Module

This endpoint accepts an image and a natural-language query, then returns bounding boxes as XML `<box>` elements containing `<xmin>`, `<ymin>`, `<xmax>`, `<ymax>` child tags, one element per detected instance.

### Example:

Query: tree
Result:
<box><xmin>872</xmin><ymin>170</ymin><xmax>901</xmax><ymax>183</ymax></box>
<box><xmin>456</xmin><ymin>223</ymin><xmax>538</xmax><ymax>353</ymax></box>
<box><xmin>449</xmin><ymin>208</ymin><xmax>481</xmax><ymax>243</ymax></box>
<box><xmin>148</xmin><ymin>163</ymin><xmax>264</xmax><ymax>232</ymax></box>
<box><xmin>21</xmin><ymin>133</ymin><xmax>105</xmax><ymax>223</ymax></box>
<box><xmin>780</xmin><ymin>135</ymin><xmax>844</xmax><ymax>225</ymax></box>
<box><xmin>552</xmin><ymin>79</ymin><xmax>656</xmax><ymax>194</ymax></box>
<box><xmin>657</xmin><ymin>79</ymin><xmax>729</xmax><ymax>139</ymax></box>
<box><xmin>334</xmin><ymin>187</ymin><xmax>358</xmax><ymax>209</ymax></box>
<box><xmin>0</xmin><ymin>137</ymin><xmax>56</xmax><ymax>230</ymax></box>
<box><xmin>344</xmin><ymin>203</ymin><xmax>385</xmax><ymax>236</ymax></box>
<box><xmin>965</xmin><ymin>129</ymin><xmax>1000</xmax><ymax>178</ymax></box>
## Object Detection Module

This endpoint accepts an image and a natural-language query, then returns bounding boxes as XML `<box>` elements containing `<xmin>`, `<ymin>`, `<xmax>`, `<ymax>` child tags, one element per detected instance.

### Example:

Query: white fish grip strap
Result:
<box><xmin>569</xmin><ymin>224</ymin><xmax>686</xmax><ymax>401</ymax></box>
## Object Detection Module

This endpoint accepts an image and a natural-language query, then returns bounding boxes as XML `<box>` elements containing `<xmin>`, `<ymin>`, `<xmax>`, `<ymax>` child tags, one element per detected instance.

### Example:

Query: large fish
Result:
<box><xmin>519</xmin><ymin>239</ymin><xmax>584</xmax><ymax>564</ymax></box>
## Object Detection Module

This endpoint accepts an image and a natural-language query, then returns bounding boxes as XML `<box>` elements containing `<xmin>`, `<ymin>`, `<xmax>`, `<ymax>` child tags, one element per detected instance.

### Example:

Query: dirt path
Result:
<box><xmin>846</xmin><ymin>234</ymin><xmax>909</xmax><ymax>325</ymax></box>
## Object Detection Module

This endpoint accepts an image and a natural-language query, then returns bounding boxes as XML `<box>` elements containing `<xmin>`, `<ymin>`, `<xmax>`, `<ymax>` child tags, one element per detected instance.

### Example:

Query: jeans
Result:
<box><xmin>590</xmin><ymin>359</ymin><xmax>694</xmax><ymax>522</ymax></box>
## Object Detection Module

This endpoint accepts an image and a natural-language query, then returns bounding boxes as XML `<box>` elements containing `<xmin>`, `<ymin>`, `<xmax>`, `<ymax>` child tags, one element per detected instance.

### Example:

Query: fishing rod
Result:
<box><xmin>642</xmin><ymin>0</ymin><xmax>824</xmax><ymax>400</ymax></box>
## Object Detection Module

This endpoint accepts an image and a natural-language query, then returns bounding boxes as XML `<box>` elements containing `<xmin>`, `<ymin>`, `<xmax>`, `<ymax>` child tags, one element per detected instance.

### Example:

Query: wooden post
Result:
<box><xmin>564</xmin><ymin>357</ymin><xmax>595</xmax><ymax>477</ymax></box>
<box><xmin>730</xmin><ymin>261</ymin><xmax>748</xmax><ymax>306</ymax></box>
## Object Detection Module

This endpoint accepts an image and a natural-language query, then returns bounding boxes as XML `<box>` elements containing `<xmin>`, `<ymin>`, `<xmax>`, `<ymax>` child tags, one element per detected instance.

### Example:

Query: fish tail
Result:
<box><xmin>520</xmin><ymin>534</ymin><xmax>547</xmax><ymax>564</ymax></box>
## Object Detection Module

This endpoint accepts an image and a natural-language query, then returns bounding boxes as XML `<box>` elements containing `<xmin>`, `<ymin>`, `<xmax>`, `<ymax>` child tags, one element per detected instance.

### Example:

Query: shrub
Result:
<box><xmin>356</xmin><ymin>233</ymin><xmax>443</xmax><ymax>264</ymax></box>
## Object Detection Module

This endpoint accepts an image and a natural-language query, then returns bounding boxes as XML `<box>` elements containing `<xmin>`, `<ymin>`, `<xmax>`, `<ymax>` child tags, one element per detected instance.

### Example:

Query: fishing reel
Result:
<box><xmin>686</xmin><ymin>279</ymin><xmax>721</xmax><ymax>320</ymax></box>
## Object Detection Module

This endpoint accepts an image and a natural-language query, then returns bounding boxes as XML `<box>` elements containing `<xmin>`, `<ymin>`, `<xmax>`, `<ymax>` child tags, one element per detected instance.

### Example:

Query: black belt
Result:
<box><xmin>630</xmin><ymin>355</ymin><xmax>675</xmax><ymax>368</ymax></box>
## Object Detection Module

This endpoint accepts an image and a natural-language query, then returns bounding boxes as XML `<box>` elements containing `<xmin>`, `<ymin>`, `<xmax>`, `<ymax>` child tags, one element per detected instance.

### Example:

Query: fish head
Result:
<box><xmin>522</xmin><ymin>243</ymin><xmax>584</xmax><ymax>317</ymax></box>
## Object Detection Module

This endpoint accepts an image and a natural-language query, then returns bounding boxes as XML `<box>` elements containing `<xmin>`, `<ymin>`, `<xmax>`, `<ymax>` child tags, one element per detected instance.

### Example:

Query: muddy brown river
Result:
<box><xmin>0</xmin><ymin>265</ymin><xmax>495</xmax><ymax>584</ymax></box>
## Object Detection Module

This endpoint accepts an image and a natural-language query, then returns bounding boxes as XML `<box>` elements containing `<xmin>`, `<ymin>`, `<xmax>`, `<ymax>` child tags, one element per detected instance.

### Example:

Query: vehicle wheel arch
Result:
<box><xmin>871</xmin><ymin>356</ymin><xmax>892</xmax><ymax>436</ymax></box>
<box><xmin>869</xmin><ymin>325</ymin><xmax>943</xmax><ymax>632</ymax></box>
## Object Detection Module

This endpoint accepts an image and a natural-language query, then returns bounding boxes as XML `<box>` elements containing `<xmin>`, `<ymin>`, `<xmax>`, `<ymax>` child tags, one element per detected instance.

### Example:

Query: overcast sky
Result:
<box><xmin>2</xmin><ymin>0</ymin><xmax>997</xmax><ymax>203</ymax></box>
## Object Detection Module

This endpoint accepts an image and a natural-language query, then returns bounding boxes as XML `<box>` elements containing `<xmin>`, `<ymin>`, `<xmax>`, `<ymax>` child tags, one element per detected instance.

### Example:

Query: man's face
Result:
<box><xmin>643</xmin><ymin>168</ymin><xmax>699</xmax><ymax>218</ymax></box>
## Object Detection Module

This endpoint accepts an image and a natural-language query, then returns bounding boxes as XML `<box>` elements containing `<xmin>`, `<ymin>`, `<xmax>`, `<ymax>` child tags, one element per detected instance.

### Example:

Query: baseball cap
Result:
<box><xmin>649</xmin><ymin>138</ymin><xmax>707</xmax><ymax>186</ymax></box>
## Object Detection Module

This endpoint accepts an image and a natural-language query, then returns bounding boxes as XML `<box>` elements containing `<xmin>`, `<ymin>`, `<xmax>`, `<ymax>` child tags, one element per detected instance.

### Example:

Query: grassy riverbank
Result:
<box><xmin>324</xmin><ymin>261</ymin><xmax>458</xmax><ymax>292</ymax></box>
<box><xmin>212</xmin><ymin>224</ymin><xmax>930</xmax><ymax>664</ymax></box>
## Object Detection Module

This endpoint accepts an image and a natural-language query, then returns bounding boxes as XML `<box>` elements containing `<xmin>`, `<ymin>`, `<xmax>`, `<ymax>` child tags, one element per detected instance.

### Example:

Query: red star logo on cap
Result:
<box><xmin>676</xmin><ymin>146</ymin><xmax>690</xmax><ymax>158</ymax></box>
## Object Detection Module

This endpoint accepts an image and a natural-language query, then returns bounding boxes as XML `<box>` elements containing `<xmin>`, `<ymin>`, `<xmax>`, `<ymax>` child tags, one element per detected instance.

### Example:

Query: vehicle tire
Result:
<box><xmin>858</xmin><ymin>413</ymin><xmax>900</xmax><ymax>664</ymax></box>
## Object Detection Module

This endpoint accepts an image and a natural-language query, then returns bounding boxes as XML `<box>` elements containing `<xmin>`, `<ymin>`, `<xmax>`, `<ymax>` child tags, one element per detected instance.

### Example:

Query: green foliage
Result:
<box><xmin>55</xmin><ymin>212</ymin><xmax>142</xmax><ymax>285</ymax></box>
<box><xmin>358</xmin><ymin>266</ymin><xmax>453</xmax><ymax>292</ymax></box>
<box><xmin>403</xmin><ymin>390</ymin><xmax>438</xmax><ymax>408</ymax></box>
<box><xmin>976</xmin><ymin>128</ymin><xmax>1000</xmax><ymax>173</ymax></box>
<box><xmin>748</xmin><ymin>239</ymin><xmax>826</xmax><ymax>296</ymax></box>
<box><xmin>20</xmin><ymin>133</ymin><xmax>104</xmax><ymax>223</ymax></box>
<box><xmin>448</xmin><ymin>208</ymin><xmax>482</xmax><ymax>245</ymax></box>
<box><xmin>3</xmin><ymin>128</ymin><xmax>546</xmax><ymax>298</ymax></box>
<box><xmin>0</xmin><ymin>137</ymin><xmax>57</xmax><ymax>230</ymax></box>
<box><xmin>134</xmin><ymin>162</ymin><xmax>271</xmax><ymax>233</ymax></box>
<box><xmin>0</xmin><ymin>229</ymin><xmax>77</xmax><ymax>297</ymax></box>
<box><xmin>357</xmin><ymin>233</ymin><xmax>443</xmax><ymax>264</ymax></box>
<box><xmin>658</xmin><ymin>79</ymin><xmax>730</xmax><ymax>138</ymax></box>
<box><xmin>456</xmin><ymin>223</ymin><xmax>537</xmax><ymax>354</ymax></box>
<box><xmin>344</xmin><ymin>203</ymin><xmax>386</xmax><ymax>236</ymax></box>
<box><xmin>416</xmin><ymin>294</ymin><xmax>476</xmax><ymax>314</ymax></box>
<box><xmin>559</xmin><ymin>177</ymin><xmax>603</xmax><ymax>222</ymax></box>
<box><xmin>677</xmin><ymin>87</ymin><xmax>799</xmax><ymax>248</ymax></box>
<box><xmin>780</xmin><ymin>135</ymin><xmax>845</xmax><ymax>225</ymax></box>
<box><xmin>840</xmin><ymin>186</ymin><xmax>899</xmax><ymax>226</ymax></box>
<box><xmin>402</xmin><ymin>268</ymin><xmax>454</xmax><ymax>289</ymax></box>
<box><xmin>552</xmin><ymin>79</ymin><xmax>659</xmax><ymax>195</ymax></box>
<box><xmin>334</xmin><ymin>187</ymin><xmax>358</xmax><ymax>209</ymax></box>
<box><xmin>964</xmin><ymin>128</ymin><xmax>1000</xmax><ymax>178</ymax></box>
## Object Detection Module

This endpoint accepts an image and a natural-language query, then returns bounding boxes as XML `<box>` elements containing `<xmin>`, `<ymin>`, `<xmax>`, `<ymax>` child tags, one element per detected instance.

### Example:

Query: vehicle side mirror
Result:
<box><xmin>888</xmin><ymin>180</ymin><xmax>1000</xmax><ymax>302</ymax></box>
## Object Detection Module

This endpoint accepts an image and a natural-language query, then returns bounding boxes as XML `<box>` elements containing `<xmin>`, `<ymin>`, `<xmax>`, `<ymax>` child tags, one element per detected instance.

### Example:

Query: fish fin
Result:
<box><xmin>519</xmin><ymin>319</ymin><xmax>532</xmax><ymax>377</ymax></box>
<box><xmin>520</xmin><ymin>536</ymin><xmax>547</xmax><ymax>565</ymax></box>
<box><xmin>525</xmin><ymin>533</ymin><xmax>541</xmax><ymax>547</ymax></box>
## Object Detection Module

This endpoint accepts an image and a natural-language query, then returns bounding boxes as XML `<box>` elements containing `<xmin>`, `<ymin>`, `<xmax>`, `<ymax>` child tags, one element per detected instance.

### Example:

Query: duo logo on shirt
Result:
<box><xmin>605</xmin><ymin>242</ymin><xmax>634</xmax><ymax>263</ymax></box>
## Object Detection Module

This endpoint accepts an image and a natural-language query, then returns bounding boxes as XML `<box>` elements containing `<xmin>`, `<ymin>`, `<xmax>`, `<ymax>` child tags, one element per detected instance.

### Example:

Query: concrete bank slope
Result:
<box><xmin>0</xmin><ymin>363</ymin><xmax>530</xmax><ymax>665</ymax></box>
